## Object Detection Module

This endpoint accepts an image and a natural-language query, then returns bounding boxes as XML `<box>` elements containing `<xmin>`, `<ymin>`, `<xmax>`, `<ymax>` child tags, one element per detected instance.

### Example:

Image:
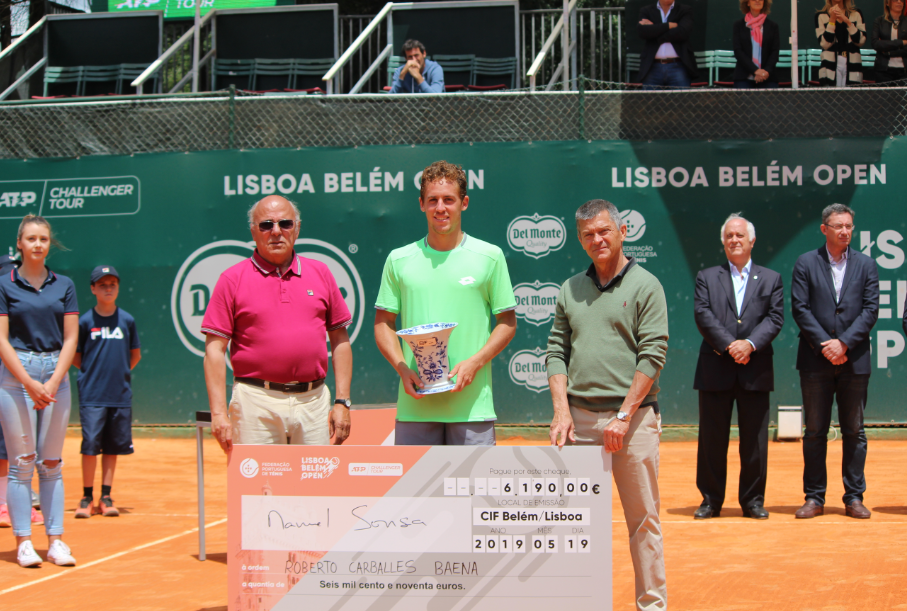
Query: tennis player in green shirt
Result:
<box><xmin>374</xmin><ymin>161</ymin><xmax>517</xmax><ymax>445</ymax></box>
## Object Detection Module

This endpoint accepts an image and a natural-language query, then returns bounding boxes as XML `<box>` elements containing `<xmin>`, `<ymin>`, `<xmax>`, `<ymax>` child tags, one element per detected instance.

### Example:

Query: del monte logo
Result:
<box><xmin>514</xmin><ymin>281</ymin><xmax>561</xmax><ymax>327</ymax></box>
<box><xmin>508</xmin><ymin>213</ymin><xmax>567</xmax><ymax>259</ymax></box>
<box><xmin>509</xmin><ymin>347</ymin><xmax>550</xmax><ymax>393</ymax></box>
<box><xmin>171</xmin><ymin>238</ymin><xmax>364</xmax><ymax>360</ymax></box>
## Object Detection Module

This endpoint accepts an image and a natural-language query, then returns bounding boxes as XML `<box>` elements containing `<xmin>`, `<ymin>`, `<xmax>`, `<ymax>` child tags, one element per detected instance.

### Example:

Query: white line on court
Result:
<box><xmin>92</xmin><ymin>513</ymin><xmax>229</xmax><ymax>518</ymax></box>
<box><xmin>0</xmin><ymin>517</ymin><xmax>229</xmax><ymax>596</ymax></box>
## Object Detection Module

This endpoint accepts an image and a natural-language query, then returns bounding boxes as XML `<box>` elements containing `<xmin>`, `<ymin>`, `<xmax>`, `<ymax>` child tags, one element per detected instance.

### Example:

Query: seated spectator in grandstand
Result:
<box><xmin>733</xmin><ymin>0</ymin><xmax>780</xmax><ymax>88</ymax></box>
<box><xmin>389</xmin><ymin>40</ymin><xmax>445</xmax><ymax>94</ymax></box>
<box><xmin>871</xmin><ymin>0</ymin><xmax>907</xmax><ymax>83</ymax></box>
<box><xmin>815</xmin><ymin>0</ymin><xmax>867</xmax><ymax>86</ymax></box>
<box><xmin>636</xmin><ymin>0</ymin><xmax>697</xmax><ymax>88</ymax></box>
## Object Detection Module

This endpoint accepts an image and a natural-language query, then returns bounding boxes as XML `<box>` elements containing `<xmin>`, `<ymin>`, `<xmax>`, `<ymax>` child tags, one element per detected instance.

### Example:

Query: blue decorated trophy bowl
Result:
<box><xmin>396</xmin><ymin>322</ymin><xmax>459</xmax><ymax>394</ymax></box>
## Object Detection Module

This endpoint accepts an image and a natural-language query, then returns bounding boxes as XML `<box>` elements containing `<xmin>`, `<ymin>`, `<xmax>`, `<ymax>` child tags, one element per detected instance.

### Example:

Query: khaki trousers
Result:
<box><xmin>570</xmin><ymin>405</ymin><xmax>667</xmax><ymax>611</ymax></box>
<box><xmin>230</xmin><ymin>382</ymin><xmax>331</xmax><ymax>445</ymax></box>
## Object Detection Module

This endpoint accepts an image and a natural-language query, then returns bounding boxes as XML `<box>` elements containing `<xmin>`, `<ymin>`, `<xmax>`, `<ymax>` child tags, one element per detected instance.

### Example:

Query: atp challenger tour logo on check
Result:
<box><xmin>0</xmin><ymin>177</ymin><xmax>140</xmax><ymax>219</ymax></box>
<box><xmin>171</xmin><ymin>239</ymin><xmax>365</xmax><ymax>359</ymax></box>
<box><xmin>508</xmin><ymin>214</ymin><xmax>566</xmax><ymax>259</ymax></box>
<box><xmin>509</xmin><ymin>347</ymin><xmax>549</xmax><ymax>393</ymax></box>
<box><xmin>513</xmin><ymin>281</ymin><xmax>560</xmax><ymax>326</ymax></box>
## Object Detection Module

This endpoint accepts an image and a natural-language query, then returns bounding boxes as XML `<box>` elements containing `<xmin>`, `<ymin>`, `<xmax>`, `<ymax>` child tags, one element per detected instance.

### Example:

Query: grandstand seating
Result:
<box><xmin>472</xmin><ymin>56</ymin><xmax>517</xmax><ymax>90</ymax></box>
<box><xmin>34</xmin><ymin>12</ymin><xmax>162</xmax><ymax>98</ymax></box>
<box><xmin>433</xmin><ymin>54</ymin><xmax>476</xmax><ymax>88</ymax></box>
<box><xmin>211</xmin><ymin>6</ymin><xmax>338</xmax><ymax>93</ymax></box>
<box><xmin>212</xmin><ymin>58</ymin><xmax>334</xmax><ymax>93</ymax></box>
<box><xmin>43</xmin><ymin>66</ymin><xmax>84</xmax><ymax>97</ymax></box>
<box><xmin>214</xmin><ymin>59</ymin><xmax>255</xmax><ymax>91</ymax></box>
<box><xmin>343</xmin><ymin>1</ymin><xmax>519</xmax><ymax>93</ymax></box>
<box><xmin>628</xmin><ymin>47</ymin><xmax>879</xmax><ymax>88</ymax></box>
<box><xmin>42</xmin><ymin>62</ymin><xmax>156</xmax><ymax>97</ymax></box>
<box><xmin>383</xmin><ymin>54</ymin><xmax>517</xmax><ymax>92</ymax></box>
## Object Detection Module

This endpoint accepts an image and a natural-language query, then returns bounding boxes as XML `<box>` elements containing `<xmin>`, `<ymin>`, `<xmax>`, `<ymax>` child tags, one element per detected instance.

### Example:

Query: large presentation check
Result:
<box><xmin>228</xmin><ymin>445</ymin><xmax>612</xmax><ymax>611</ymax></box>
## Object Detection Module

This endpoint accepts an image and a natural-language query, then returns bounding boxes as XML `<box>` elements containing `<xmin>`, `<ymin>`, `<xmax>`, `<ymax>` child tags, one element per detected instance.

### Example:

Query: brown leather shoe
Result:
<box><xmin>845</xmin><ymin>500</ymin><xmax>871</xmax><ymax>519</ymax></box>
<box><xmin>795</xmin><ymin>500</ymin><xmax>824</xmax><ymax>519</ymax></box>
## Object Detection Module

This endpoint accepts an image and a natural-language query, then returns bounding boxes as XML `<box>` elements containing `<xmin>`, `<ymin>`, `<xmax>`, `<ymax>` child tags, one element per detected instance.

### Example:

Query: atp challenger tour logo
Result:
<box><xmin>509</xmin><ymin>347</ymin><xmax>549</xmax><ymax>393</ymax></box>
<box><xmin>513</xmin><ymin>281</ymin><xmax>560</xmax><ymax>326</ymax></box>
<box><xmin>171</xmin><ymin>239</ymin><xmax>365</xmax><ymax>359</ymax></box>
<box><xmin>508</xmin><ymin>214</ymin><xmax>566</xmax><ymax>259</ymax></box>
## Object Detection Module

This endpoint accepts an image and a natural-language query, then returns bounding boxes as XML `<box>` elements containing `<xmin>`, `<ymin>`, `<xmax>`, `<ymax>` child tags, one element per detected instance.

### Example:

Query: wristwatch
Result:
<box><xmin>334</xmin><ymin>398</ymin><xmax>352</xmax><ymax>408</ymax></box>
<box><xmin>616</xmin><ymin>411</ymin><xmax>631</xmax><ymax>422</ymax></box>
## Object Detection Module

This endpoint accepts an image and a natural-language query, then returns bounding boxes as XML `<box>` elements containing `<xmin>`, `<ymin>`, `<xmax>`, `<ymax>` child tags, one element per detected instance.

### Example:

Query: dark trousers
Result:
<box><xmin>640</xmin><ymin>61</ymin><xmax>692</xmax><ymax>89</ymax></box>
<box><xmin>800</xmin><ymin>369</ymin><xmax>868</xmax><ymax>506</ymax></box>
<box><xmin>875</xmin><ymin>67</ymin><xmax>907</xmax><ymax>85</ymax></box>
<box><xmin>696</xmin><ymin>381</ymin><xmax>770</xmax><ymax>510</ymax></box>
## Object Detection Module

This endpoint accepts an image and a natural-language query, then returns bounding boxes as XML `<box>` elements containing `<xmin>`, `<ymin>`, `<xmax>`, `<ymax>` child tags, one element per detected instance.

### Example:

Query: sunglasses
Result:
<box><xmin>257</xmin><ymin>219</ymin><xmax>295</xmax><ymax>232</ymax></box>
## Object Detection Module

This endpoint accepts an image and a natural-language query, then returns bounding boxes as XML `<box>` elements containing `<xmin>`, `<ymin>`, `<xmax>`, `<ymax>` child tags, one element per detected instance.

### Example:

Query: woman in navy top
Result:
<box><xmin>0</xmin><ymin>214</ymin><xmax>79</xmax><ymax>568</ymax></box>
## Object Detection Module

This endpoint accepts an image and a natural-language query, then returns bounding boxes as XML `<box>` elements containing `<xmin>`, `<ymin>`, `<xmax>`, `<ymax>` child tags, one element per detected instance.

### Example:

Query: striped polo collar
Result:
<box><xmin>250</xmin><ymin>249</ymin><xmax>302</xmax><ymax>277</ymax></box>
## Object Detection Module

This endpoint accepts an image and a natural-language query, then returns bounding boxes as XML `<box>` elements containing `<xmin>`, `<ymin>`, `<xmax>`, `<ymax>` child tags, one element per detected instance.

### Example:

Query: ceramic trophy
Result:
<box><xmin>396</xmin><ymin>322</ymin><xmax>458</xmax><ymax>394</ymax></box>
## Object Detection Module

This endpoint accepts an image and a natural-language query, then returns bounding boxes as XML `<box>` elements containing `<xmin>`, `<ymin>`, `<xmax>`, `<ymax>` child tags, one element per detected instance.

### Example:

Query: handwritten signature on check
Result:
<box><xmin>267</xmin><ymin>506</ymin><xmax>428</xmax><ymax>531</ymax></box>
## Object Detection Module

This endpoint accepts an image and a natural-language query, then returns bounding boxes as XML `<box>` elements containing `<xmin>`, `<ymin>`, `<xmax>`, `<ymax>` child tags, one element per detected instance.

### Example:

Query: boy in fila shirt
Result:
<box><xmin>73</xmin><ymin>266</ymin><xmax>141</xmax><ymax>518</ymax></box>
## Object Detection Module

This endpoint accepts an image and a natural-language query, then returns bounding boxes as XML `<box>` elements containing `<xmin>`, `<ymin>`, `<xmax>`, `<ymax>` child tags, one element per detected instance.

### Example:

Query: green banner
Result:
<box><xmin>1</xmin><ymin>138</ymin><xmax>904</xmax><ymax>425</ymax></box>
<box><xmin>108</xmin><ymin>0</ymin><xmax>275</xmax><ymax>19</ymax></box>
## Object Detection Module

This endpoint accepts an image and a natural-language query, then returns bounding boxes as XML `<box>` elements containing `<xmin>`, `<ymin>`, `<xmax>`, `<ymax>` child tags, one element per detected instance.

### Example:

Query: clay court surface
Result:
<box><xmin>0</xmin><ymin>435</ymin><xmax>905</xmax><ymax>610</ymax></box>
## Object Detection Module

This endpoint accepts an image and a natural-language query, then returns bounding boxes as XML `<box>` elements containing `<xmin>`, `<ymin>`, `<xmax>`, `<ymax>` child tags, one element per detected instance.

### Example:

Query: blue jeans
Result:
<box><xmin>800</xmin><ymin>369</ymin><xmax>868</xmax><ymax>506</ymax></box>
<box><xmin>0</xmin><ymin>351</ymin><xmax>70</xmax><ymax>536</ymax></box>
<box><xmin>641</xmin><ymin>61</ymin><xmax>691</xmax><ymax>89</ymax></box>
<box><xmin>734</xmin><ymin>80</ymin><xmax>779</xmax><ymax>89</ymax></box>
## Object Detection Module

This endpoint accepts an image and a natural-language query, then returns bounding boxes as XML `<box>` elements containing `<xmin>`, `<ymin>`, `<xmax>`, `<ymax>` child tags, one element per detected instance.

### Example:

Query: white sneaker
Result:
<box><xmin>17</xmin><ymin>540</ymin><xmax>42</xmax><ymax>568</ymax></box>
<box><xmin>47</xmin><ymin>540</ymin><xmax>76</xmax><ymax>566</ymax></box>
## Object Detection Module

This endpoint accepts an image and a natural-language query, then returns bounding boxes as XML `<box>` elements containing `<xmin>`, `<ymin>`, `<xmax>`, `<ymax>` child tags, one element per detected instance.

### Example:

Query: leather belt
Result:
<box><xmin>236</xmin><ymin>377</ymin><xmax>325</xmax><ymax>394</ymax></box>
<box><xmin>655</xmin><ymin>58</ymin><xmax>678</xmax><ymax>64</ymax></box>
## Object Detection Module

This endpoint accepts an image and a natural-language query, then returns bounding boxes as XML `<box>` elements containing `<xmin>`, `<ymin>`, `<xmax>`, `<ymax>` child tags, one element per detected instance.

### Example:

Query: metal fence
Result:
<box><xmin>337</xmin><ymin>14</ymin><xmax>389</xmax><ymax>94</ymax></box>
<box><xmin>335</xmin><ymin>8</ymin><xmax>627</xmax><ymax>95</ymax></box>
<box><xmin>521</xmin><ymin>7</ymin><xmax>624</xmax><ymax>90</ymax></box>
<box><xmin>2</xmin><ymin>80</ymin><xmax>907</xmax><ymax>159</ymax></box>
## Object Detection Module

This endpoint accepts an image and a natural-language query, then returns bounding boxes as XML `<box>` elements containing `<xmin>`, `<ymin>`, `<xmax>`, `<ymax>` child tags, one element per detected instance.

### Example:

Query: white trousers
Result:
<box><xmin>230</xmin><ymin>382</ymin><xmax>331</xmax><ymax>445</ymax></box>
<box><xmin>570</xmin><ymin>405</ymin><xmax>667</xmax><ymax>611</ymax></box>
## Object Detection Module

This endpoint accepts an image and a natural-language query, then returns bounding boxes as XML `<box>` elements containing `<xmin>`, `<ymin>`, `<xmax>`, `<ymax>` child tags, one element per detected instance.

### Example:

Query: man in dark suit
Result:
<box><xmin>636</xmin><ymin>0</ymin><xmax>697</xmax><ymax>88</ymax></box>
<box><xmin>693</xmin><ymin>214</ymin><xmax>784</xmax><ymax>520</ymax></box>
<box><xmin>791</xmin><ymin>203</ymin><xmax>879</xmax><ymax>520</ymax></box>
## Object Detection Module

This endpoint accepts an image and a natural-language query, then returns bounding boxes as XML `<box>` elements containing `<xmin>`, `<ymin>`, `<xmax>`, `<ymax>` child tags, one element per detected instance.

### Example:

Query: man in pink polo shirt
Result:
<box><xmin>202</xmin><ymin>195</ymin><xmax>353</xmax><ymax>453</ymax></box>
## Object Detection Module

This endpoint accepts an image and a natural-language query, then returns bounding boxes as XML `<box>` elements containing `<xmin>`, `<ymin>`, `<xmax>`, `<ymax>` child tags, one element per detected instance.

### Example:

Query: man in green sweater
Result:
<box><xmin>547</xmin><ymin>199</ymin><xmax>668</xmax><ymax>611</ymax></box>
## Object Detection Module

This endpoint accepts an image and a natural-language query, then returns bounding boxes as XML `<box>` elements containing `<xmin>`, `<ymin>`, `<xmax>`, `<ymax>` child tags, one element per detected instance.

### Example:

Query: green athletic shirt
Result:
<box><xmin>375</xmin><ymin>234</ymin><xmax>516</xmax><ymax>423</ymax></box>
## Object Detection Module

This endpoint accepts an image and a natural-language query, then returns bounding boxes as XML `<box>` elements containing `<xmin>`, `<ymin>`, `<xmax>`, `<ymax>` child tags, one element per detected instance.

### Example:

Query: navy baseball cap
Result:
<box><xmin>0</xmin><ymin>254</ymin><xmax>19</xmax><ymax>272</ymax></box>
<box><xmin>90</xmin><ymin>265</ymin><xmax>120</xmax><ymax>284</ymax></box>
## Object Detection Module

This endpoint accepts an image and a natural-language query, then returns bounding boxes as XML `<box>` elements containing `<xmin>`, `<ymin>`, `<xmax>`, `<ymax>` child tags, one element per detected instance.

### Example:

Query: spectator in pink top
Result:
<box><xmin>201</xmin><ymin>195</ymin><xmax>353</xmax><ymax>454</ymax></box>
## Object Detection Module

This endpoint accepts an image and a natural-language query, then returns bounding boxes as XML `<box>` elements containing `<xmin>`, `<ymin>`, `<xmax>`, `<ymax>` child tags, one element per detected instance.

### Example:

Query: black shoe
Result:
<box><xmin>742</xmin><ymin>504</ymin><xmax>769</xmax><ymax>520</ymax></box>
<box><xmin>694</xmin><ymin>504</ymin><xmax>720</xmax><ymax>519</ymax></box>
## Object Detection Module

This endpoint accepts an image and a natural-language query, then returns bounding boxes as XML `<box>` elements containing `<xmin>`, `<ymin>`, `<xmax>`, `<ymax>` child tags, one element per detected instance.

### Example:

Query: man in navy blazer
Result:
<box><xmin>791</xmin><ymin>203</ymin><xmax>879</xmax><ymax>520</ymax></box>
<box><xmin>636</xmin><ymin>0</ymin><xmax>697</xmax><ymax>88</ymax></box>
<box><xmin>693</xmin><ymin>214</ymin><xmax>784</xmax><ymax>520</ymax></box>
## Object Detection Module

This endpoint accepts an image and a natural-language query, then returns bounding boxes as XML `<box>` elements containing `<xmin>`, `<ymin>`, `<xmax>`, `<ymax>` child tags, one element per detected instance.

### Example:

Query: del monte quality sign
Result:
<box><xmin>507</xmin><ymin>213</ymin><xmax>567</xmax><ymax>259</ymax></box>
<box><xmin>513</xmin><ymin>281</ymin><xmax>561</xmax><ymax>326</ymax></box>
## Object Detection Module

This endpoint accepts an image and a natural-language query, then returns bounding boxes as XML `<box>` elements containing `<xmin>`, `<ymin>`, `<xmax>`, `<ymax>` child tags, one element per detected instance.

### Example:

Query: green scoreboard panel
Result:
<box><xmin>108</xmin><ymin>0</ymin><xmax>276</xmax><ymax>20</ymax></box>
